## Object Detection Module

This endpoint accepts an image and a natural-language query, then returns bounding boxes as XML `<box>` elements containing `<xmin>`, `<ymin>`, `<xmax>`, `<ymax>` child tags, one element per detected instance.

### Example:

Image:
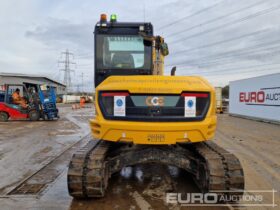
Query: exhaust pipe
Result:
<box><xmin>171</xmin><ymin>66</ymin><xmax>176</xmax><ymax>76</ymax></box>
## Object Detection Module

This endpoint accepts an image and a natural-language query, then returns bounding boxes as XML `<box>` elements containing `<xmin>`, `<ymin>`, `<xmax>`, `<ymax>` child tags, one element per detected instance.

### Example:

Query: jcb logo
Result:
<box><xmin>146</xmin><ymin>96</ymin><xmax>165</xmax><ymax>106</ymax></box>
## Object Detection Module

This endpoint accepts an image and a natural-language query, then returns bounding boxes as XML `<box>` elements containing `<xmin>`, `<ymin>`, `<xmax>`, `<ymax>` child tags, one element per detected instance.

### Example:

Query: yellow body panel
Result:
<box><xmin>90</xmin><ymin>75</ymin><xmax>217</xmax><ymax>145</ymax></box>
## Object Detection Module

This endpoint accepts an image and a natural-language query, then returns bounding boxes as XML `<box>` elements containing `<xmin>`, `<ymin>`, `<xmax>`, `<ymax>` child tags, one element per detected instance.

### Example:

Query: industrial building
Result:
<box><xmin>0</xmin><ymin>72</ymin><xmax>66</xmax><ymax>95</ymax></box>
<box><xmin>229</xmin><ymin>73</ymin><xmax>280</xmax><ymax>123</ymax></box>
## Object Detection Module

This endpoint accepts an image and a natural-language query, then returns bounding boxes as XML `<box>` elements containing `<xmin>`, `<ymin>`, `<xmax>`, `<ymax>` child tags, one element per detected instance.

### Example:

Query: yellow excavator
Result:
<box><xmin>67</xmin><ymin>14</ymin><xmax>244</xmax><ymax>200</ymax></box>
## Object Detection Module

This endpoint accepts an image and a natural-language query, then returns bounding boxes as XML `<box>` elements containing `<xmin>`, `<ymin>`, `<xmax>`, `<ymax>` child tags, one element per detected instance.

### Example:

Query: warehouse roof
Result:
<box><xmin>0</xmin><ymin>72</ymin><xmax>66</xmax><ymax>87</ymax></box>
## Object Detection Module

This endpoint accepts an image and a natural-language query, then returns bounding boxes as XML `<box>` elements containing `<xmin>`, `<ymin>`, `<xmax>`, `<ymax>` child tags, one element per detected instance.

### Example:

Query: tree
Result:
<box><xmin>222</xmin><ymin>85</ymin><xmax>229</xmax><ymax>99</ymax></box>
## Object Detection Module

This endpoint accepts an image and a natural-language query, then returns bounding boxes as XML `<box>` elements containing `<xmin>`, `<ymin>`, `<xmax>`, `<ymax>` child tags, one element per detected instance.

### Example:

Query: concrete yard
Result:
<box><xmin>0</xmin><ymin>105</ymin><xmax>279</xmax><ymax>210</ymax></box>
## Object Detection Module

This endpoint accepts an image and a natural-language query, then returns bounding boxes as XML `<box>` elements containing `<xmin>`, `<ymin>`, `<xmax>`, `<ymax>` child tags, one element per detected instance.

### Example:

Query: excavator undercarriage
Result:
<box><xmin>68</xmin><ymin>140</ymin><xmax>244</xmax><ymax>200</ymax></box>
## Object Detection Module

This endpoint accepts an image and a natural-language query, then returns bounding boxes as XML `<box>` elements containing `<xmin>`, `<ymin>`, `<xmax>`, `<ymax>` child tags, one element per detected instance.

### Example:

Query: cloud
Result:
<box><xmin>0</xmin><ymin>0</ymin><xmax>280</xmax><ymax>90</ymax></box>
<box><xmin>25</xmin><ymin>18</ymin><xmax>93</xmax><ymax>51</ymax></box>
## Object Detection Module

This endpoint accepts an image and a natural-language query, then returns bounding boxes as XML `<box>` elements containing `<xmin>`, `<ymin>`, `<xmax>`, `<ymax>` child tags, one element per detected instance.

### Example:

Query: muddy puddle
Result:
<box><xmin>68</xmin><ymin>164</ymin><xmax>229</xmax><ymax>210</ymax></box>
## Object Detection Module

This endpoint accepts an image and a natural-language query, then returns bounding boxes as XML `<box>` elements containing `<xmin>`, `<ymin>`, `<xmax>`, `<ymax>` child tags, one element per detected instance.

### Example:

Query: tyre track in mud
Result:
<box><xmin>0</xmin><ymin>134</ymin><xmax>92</xmax><ymax>197</ymax></box>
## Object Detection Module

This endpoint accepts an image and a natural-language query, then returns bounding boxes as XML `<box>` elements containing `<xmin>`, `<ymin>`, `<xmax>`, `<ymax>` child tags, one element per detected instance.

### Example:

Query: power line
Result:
<box><xmin>171</xmin><ymin>62</ymin><xmax>280</xmax><ymax>75</ymax></box>
<box><xmin>171</xmin><ymin>29</ymin><xmax>267</xmax><ymax>55</ymax></box>
<box><xmin>76</xmin><ymin>53</ymin><xmax>94</xmax><ymax>58</ymax></box>
<box><xmin>166</xmin><ymin>51</ymin><xmax>280</xmax><ymax>68</ymax></box>
<box><xmin>169</xmin><ymin>38</ymin><xmax>280</xmax><ymax>66</ymax></box>
<box><xmin>78</xmin><ymin>63</ymin><xmax>93</xmax><ymax>67</ymax></box>
<box><xmin>77</xmin><ymin>56</ymin><xmax>94</xmax><ymax>59</ymax></box>
<box><xmin>174</xmin><ymin>66</ymin><xmax>280</xmax><ymax>77</ymax></box>
<box><xmin>165</xmin><ymin>0</ymin><xmax>266</xmax><ymax>38</ymax></box>
<box><xmin>168</xmin><ymin>43</ymin><xmax>280</xmax><ymax>68</ymax></box>
<box><xmin>150</xmin><ymin>1</ymin><xmax>192</xmax><ymax>23</ymax></box>
<box><xmin>76</xmin><ymin>52</ymin><xmax>93</xmax><ymax>57</ymax></box>
<box><xmin>195</xmin><ymin>49</ymin><xmax>280</xmax><ymax>68</ymax></box>
<box><xmin>157</xmin><ymin>0</ymin><xmax>226</xmax><ymax>30</ymax></box>
<box><xmin>169</xmin><ymin>4</ymin><xmax>280</xmax><ymax>44</ymax></box>
<box><xmin>58</xmin><ymin>49</ymin><xmax>76</xmax><ymax>92</ymax></box>
<box><xmin>176</xmin><ymin>63</ymin><xmax>280</xmax><ymax>73</ymax></box>
<box><xmin>200</xmin><ymin>67</ymin><xmax>280</xmax><ymax>76</ymax></box>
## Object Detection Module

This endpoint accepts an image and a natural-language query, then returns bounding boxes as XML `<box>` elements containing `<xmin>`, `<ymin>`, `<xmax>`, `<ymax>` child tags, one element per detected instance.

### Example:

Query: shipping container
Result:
<box><xmin>229</xmin><ymin>73</ymin><xmax>280</xmax><ymax>123</ymax></box>
<box><xmin>63</xmin><ymin>95</ymin><xmax>93</xmax><ymax>103</ymax></box>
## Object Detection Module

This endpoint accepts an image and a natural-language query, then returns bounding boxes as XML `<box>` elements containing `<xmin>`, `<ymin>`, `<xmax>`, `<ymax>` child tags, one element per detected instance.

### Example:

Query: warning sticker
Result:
<box><xmin>185</xmin><ymin>97</ymin><xmax>196</xmax><ymax>117</ymax></box>
<box><xmin>114</xmin><ymin>96</ymin><xmax>126</xmax><ymax>116</ymax></box>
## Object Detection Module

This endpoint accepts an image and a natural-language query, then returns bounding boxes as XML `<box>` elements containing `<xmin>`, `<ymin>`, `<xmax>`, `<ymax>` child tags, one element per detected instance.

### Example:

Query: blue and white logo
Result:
<box><xmin>114</xmin><ymin>96</ymin><xmax>126</xmax><ymax>117</ymax></box>
<box><xmin>187</xmin><ymin>100</ymin><xmax>194</xmax><ymax>108</ymax></box>
<box><xmin>185</xmin><ymin>97</ymin><xmax>196</xmax><ymax>117</ymax></box>
<box><xmin>116</xmin><ymin>99</ymin><xmax>123</xmax><ymax>107</ymax></box>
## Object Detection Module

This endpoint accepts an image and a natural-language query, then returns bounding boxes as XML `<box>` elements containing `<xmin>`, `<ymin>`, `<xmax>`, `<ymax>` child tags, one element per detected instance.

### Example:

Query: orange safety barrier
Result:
<box><xmin>80</xmin><ymin>97</ymin><xmax>86</xmax><ymax>108</ymax></box>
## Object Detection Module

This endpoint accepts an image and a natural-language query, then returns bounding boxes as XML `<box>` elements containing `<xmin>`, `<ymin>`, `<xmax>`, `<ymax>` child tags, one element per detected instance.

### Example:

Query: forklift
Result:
<box><xmin>0</xmin><ymin>83</ymin><xmax>59</xmax><ymax>121</ymax></box>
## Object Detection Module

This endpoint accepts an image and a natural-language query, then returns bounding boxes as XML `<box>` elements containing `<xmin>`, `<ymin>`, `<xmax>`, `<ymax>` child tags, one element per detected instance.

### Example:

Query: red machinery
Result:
<box><xmin>0</xmin><ymin>103</ymin><xmax>28</xmax><ymax>120</ymax></box>
<box><xmin>0</xmin><ymin>84</ymin><xmax>41</xmax><ymax>121</ymax></box>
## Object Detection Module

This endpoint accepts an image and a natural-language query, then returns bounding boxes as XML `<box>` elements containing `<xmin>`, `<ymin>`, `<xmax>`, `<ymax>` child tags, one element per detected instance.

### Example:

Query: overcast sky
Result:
<box><xmin>0</xmin><ymin>0</ymin><xmax>280</xmax><ymax>91</ymax></box>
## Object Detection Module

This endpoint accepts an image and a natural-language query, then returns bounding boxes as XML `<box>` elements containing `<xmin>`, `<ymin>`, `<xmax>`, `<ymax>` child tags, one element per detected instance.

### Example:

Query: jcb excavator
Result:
<box><xmin>67</xmin><ymin>14</ymin><xmax>244</xmax><ymax>201</ymax></box>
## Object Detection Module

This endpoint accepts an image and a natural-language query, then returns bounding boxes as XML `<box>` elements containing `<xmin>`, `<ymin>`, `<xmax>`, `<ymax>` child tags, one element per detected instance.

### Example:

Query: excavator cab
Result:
<box><xmin>94</xmin><ymin>14</ymin><xmax>154</xmax><ymax>87</ymax></box>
